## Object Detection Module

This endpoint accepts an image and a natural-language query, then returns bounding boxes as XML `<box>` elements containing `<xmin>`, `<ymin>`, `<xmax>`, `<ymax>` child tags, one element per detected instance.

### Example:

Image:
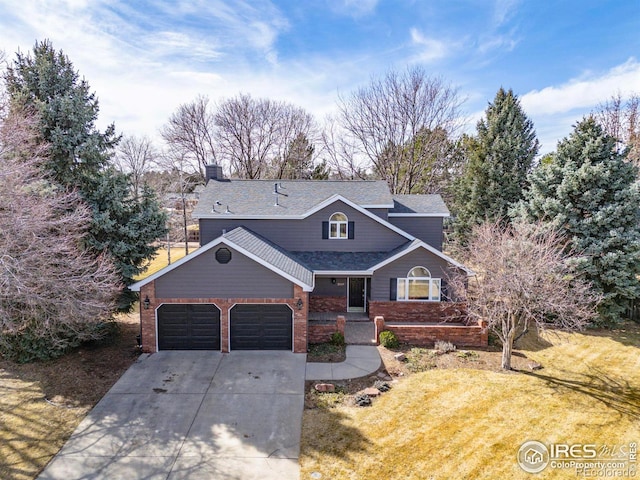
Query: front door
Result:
<box><xmin>348</xmin><ymin>277</ymin><xmax>366</xmax><ymax>312</ymax></box>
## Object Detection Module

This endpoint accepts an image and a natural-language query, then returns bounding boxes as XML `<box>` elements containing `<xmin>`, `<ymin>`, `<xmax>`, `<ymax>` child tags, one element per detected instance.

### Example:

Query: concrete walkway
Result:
<box><xmin>344</xmin><ymin>322</ymin><xmax>376</xmax><ymax>345</ymax></box>
<box><xmin>39</xmin><ymin>351</ymin><xmax>306</xmax><ymax>480</ymax></box>
<box><xmin>305</xmin><ymin>345</ymin><xmax>381</xmax><ymax>380</ymax></box>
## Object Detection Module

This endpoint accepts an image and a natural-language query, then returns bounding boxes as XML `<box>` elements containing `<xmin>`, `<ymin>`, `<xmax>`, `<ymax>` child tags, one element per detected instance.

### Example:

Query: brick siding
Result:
<box><xmin>309</xmin><ymin>295</ymin><xmax>347</xmax><ymax>313</ymax></box>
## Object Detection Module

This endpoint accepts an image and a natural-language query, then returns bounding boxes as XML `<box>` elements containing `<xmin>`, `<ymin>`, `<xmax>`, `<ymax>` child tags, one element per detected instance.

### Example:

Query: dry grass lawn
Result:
<box><xmin>135</xmin><ymin>243</ymin><xmax>197</xmax><ymax>280</ymax></box>
<box><xmin>300</xmin><ymin>323</ymin><xmax>640</xmax><ymax>479</ymax></box>
<box><xmin>0</xmin><ymin>314</ymin><xmax>140</xmax><ymax>480</ymax></box>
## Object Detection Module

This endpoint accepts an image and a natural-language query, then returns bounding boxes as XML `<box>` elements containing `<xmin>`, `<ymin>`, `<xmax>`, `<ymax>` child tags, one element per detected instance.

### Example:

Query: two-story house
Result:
<box><xmin>130</xmin><ymin>165</ymin><xmax>480</xmax><ymax>353</ymax></box>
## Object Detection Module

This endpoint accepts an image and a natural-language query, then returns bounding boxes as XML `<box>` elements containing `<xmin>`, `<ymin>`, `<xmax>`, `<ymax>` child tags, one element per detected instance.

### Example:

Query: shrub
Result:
<box><xmin>330</xmin><ymin>331</ymin><xmax>345</xmax><ymax>346</ymax></box>
<box><xmin>379</xmin><ymin>330</ymin><xmax>399</xmax><ymax>349</ymax></box>
<box><xmin>354</xmin><ymin>393</ymin><xmax>372</xmax><ymax>407</ymax></box>
<box><xmin>434</xmin><ymin>340</ymin><xmax>456</xmax><ymax>353</ymax></box>
<box><xmin>456</xmin><ymin>350</ymin><xmax>479</xmax><ymax>360</ymax></box>
<box><xmin>0</xmin><ymin>320</ymin><xmax>116</xmax><ymax>363</ymax></box>
<box><xmin>374</xmin><ymin>380</ymin><xmax>391</xmax><ymax>392</ymax></box>
<box><xmin>406</xmin><ymin>347</ymin><xmax>437</xmax><ymax>373</ymax></box>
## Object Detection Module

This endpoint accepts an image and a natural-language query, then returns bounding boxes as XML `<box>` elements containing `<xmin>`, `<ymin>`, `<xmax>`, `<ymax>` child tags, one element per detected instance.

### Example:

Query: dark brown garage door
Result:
<box><xmin>157</xmin><ymin>304</ymin><xmax>221</xmax><ymax>350</ymax></box>
<box><xmin>230</xmin><ymin>304</ymin><xmax>292</xmax><ymax>350</ymax></box>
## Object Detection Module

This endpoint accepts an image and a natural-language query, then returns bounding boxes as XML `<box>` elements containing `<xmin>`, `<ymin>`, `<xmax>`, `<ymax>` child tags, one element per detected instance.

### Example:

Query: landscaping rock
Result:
<box><xmin>394</xmin><ymin>353</ymin><xmax>406</xmax><ymax>362</ymax></box>
<box><xmin>363</xmin><ymin>387</ymin><xmax>381</xmax><ymax>397</ymax></box>
<box><xmin>529</xmin><ymin>362</ymin><xmax>543</xmax><ymax>371</ymax></box>
<box><xmin>315</xmin><ymin>383</ymin><xmax>336</xmax><ymax>393</ymax></box>
<box><xmin>354</xmin><ymin>393</ymin><xmax>372</xmax><ymax>407</ymax></box>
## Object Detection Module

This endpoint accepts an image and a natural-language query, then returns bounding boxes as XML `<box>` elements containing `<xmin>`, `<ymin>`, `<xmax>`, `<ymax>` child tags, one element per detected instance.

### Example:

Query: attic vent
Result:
<box><xmin>215</xmin><ymin>247</ymin><xmax>232</xmax><ymax>264</ymax></box>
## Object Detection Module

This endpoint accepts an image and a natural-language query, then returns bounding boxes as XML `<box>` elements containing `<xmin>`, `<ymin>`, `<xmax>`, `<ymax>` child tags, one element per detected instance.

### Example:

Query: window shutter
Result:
<box><xmin>348</xmin><ymin>221</ymin><xmax>355</xmax><ymax>239</ymax></box>
<box><xmin>389</xmin><ymin>278</ymin><xmax>397</xmax><ymax>301</ymax></box>
<box><xmin>322</xmin><ymin>221</ymin><xmax>329</xmax><ymax>239</ymax></box>
<box><xmin>441</xmin><ymin>280</ymin><xmax>448</xmax><ymax>301</ymax></box>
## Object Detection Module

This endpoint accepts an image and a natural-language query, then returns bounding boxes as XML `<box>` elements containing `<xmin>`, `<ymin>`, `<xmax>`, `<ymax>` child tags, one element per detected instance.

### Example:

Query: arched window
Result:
<box><xmin>397</xmin><ymin>266</ymin><xmax>441</xmax><ymax>301</ymax></box>
<box><xmin>329</xmin><ymin>212</ymin><xmax>348</xmax><ymax>239</ymax></box>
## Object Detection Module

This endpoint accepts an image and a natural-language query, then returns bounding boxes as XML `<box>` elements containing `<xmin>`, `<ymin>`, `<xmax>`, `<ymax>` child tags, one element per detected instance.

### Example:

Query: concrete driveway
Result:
<box><xmin>38</xmin><ymin>351</ymin><xmax>306</xmax><ymax>480</ymax></box>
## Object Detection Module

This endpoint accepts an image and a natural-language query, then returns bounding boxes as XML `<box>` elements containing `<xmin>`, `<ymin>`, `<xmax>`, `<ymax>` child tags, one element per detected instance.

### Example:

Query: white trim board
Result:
<box><xmin>129</xmin><ymin>236</ymin><xmax>314</xmax><ymax>292</ymax></box>
<box><xmin>195</xmin><ymin>194</ymin><xmax>415</xmax><ymax>242</ymax></box>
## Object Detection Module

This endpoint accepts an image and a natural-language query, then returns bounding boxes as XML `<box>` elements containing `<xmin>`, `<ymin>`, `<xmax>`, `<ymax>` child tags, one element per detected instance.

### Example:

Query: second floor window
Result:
<box><xmin>329</xmin><ymin>212</ymin><xmax>348</xmax><ymax>239</ymax></box>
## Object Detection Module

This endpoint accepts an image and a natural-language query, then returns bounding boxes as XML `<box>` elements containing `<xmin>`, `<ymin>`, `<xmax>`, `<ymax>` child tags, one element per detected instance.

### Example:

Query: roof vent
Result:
<box><xmin>273</xmin><ymin>182</ymin><xmax>287</xmax><ymax>206</ymax></box>
<box><xmin>225</xmin><ymin>205</ymin><xmax>231</xmax><ymax>214</ymax></box>
<box><xmin>215</xmin><ymin>247</ymin><xmax>232</xmax><ymax>264</ymax></box>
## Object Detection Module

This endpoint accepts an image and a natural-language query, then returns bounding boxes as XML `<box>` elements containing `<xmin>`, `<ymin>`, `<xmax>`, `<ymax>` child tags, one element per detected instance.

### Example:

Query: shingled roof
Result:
<box><xmin>222</xmin><ymin>227</ymin><xmax>314</xmax><ymax>287</ymax></box>
<box><xmin>390</xmin><ymin>194</ymin><xmax>450</xmax><ymax>216</ymax></box>
<box><xmin>192</xmin><ymin>179</ymin><xmax>394</xmax><ymax>218</ymax></box>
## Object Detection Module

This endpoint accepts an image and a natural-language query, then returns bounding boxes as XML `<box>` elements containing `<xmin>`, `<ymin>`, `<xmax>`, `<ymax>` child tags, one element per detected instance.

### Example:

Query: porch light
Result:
<box><xmin>143</xmin><ymin>295</ymin><xmax>151</xmax><ymax>310</ymax></box>
<box><xmin>296</xmin><ymin>298</ymin><xmax>304</xmax><ymax>310</ymax></box>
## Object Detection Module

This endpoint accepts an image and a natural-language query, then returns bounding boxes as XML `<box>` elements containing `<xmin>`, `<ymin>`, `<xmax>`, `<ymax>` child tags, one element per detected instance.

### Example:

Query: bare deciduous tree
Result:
<box><xmin>594</xmin><ymin>93</ymin><xmax>640</xmax><ymax>167</ymax></box>
<box><xmin>156</xmin><ymin>144</ymin><xmax>203</xmax><ymax>257</ymax></box>
<box><xmin>319</xmin><ymin>115</ymin><xmax>368</xmax><ymax>179</ymax></box>
<box><xmin>113</xmin><ymin>134</ymin><xmax>156</xmax><ymax>199</ymax></box>
<box><xmin>337</xmin><ymin>66</ymin><xmax>464</xmax><ymax>193</ymax></box>
<box><xmin>449</xmin><ymin>221</ymin><xmax>600</xmax><ymax>370</ymax></box>
<box><xmin>0</xmin><ymin>105</ymin><xmax>119</xmax><ymax>361</ymax></box>
<box><xmin>215</xmin><ymin>93</ymin><xmax>317</xmax><ymax>179</ymax></box>
<box><xmin>160</xmin><ymin>94</ymin><xmax>217</xmax><ymax>179</ymax></box>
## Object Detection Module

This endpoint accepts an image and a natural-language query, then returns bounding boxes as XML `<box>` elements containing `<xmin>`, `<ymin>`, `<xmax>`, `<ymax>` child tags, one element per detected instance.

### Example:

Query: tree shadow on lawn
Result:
<box><xmin>301</xmin><ymin>403</ymin><xmax>372</xmax><ymax>464</ymax></box>
<box><xmin>522</xmin><ymin>365</ymin><xmax>640</xmax><ymax>420</ymax></box>
<box><xmin>583</xmin><ymin>321</ymin><xmax>640</xmax><ymax>348</ymax></box>
<box><xmin>0</xmin><ymin>370</ymin><xmax>74</xmax><ymax>480</ymax></box>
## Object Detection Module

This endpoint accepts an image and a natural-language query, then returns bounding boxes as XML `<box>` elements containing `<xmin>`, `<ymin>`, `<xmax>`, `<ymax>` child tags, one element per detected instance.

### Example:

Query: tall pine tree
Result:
<box><xmin>5</xmin><ymin>40</ymin><xmax>167</xmax><ymax>310</ymax></box>
<box><xmin>517</xmin><ymin>117</ymin><xmax>640</xmax><ymax>324</ymax></box>
<box><xmin>452</xmin><ymin>88</ymin><xmax>539</xmax><ymax>244</ymax></box>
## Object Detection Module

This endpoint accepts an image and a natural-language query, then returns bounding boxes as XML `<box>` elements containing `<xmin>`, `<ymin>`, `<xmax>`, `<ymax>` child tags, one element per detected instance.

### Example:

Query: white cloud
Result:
<box><xmin>409</xmin><ymin>28</ymin><xmax>449</xmax><ymax>63</ymax></box>
<box><xmin>519</xmin><ymin>58</ymin><xmax>640</xmax><ymax>154</ymax></box>
<box><xmin>521</xmin><ymin>58</ymin><xmax>640</xmax><ymax>116</ymax></box>
<box><xmin>329</xmin><ymin>0</ymin><xmax>379</xmax><ymax>18</ymax></box>
<box><xmin>492</xmin><ymin>0</ymin><xmax>520</xmax><ymax>27</ymax></box>
<box><xmin>477</xmin><ymin>31</ymin><xmax>518</xmax><ymax>54</ymax></box>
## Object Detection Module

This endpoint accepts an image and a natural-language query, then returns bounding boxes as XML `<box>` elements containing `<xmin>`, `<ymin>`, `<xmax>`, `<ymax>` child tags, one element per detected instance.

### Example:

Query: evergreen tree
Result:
<box><xmin>84</xmin><ymin>171</ymin><xmax>167</xmax><ymax>309</ymax></box>
<box><xmin>5</xmin><ymin>40</ymin><xmax>118</xmax><ymax>186</ymax></box>
<box><xmin>517</xmin><ymin>117</ymin><xmax>640</xmax><ymax>324</ymax></box>
<box><xmin>4</xmin><ymin>40</ymin><xmax>167</xmax><ymax>311</ymax></box>
<box><xmin>452</xmin><ymin>88</ymin><xmax>539</xmax><ymax>244</ymax></box>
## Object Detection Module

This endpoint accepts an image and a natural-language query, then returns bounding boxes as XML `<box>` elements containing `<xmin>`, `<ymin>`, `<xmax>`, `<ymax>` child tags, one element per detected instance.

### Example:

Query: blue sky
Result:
<box><xmin>1</xmin><ymin>0</ymin><xmax>639</xmax><ymax>154</ymax></box>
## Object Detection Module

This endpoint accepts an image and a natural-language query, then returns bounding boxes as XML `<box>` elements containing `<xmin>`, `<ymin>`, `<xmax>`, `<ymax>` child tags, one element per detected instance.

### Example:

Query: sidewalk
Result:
<box><xmin>305</xmin><ymin>345</ymin><xmax>381</xmax><ymax>380</ymax></box>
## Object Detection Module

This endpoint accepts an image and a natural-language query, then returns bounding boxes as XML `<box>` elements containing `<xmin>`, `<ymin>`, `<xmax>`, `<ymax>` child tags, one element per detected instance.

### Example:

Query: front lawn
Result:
<box><xmin>0</xmin><ymin>314</ymin><xmax>140</xmax><ymax>480</ymax></box>
<box><xmin>300</xmin><ymin>323</ymin><xmax>640</xmax><ymax>479</ymax></box>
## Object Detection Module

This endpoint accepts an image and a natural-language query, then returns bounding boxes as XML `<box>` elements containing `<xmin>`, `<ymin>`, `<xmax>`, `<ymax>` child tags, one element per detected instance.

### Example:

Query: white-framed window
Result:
<box><xmin>329</xmin><ymin>212</ymin><xmax>348</xmax><ymax>239</ymax></box>
<box><xmin>397</xmin><ymin>266</ymin><xmax>441</xmax><ymax>301</ymax></box>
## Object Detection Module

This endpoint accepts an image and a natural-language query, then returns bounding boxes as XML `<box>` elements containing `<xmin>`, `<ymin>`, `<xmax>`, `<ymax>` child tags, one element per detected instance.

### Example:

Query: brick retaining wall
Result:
<box><xmin>308</xmin><ymin>315</ymin><xmax>346</xmax><ymax>344</ymax></box>
<box><xmin>374</xmin><ymin>316</ymin><xmax>488</xmax><ymax>348</ymax></box>
<box><xmin>369</xmin><ymin>301</ymin><xmax>468</xmax><ymax>323</ymax></box>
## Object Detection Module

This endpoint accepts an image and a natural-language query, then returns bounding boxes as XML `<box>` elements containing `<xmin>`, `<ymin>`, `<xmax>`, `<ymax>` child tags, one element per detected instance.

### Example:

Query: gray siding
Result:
<box><xmin>366</xmin><ymin>208</ymin><xmax>388</xmax><ymax>221</ymax></box>
<box><xmin>388</xmin><ymin>217</ymin><xmax>444</xmax><ymax>250</ymax></box>
<box><xmin>200</xmin><ymin>200</ymin><xmax>407</xmax><ymax>252</ymax></box>
<box><xmin>371</xmin><ymin>248</ymin><xmax>450</xmax><ymax>301</ymax></box>
<box><xmin>155</xmin><ymin>244</ymin><xmax>293</xmax><ymax>299</ymax></box>
<box><xmin>313</xmin><ymin>277</ymin><xmax>347</xmax><ymax>296</ymax></box>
